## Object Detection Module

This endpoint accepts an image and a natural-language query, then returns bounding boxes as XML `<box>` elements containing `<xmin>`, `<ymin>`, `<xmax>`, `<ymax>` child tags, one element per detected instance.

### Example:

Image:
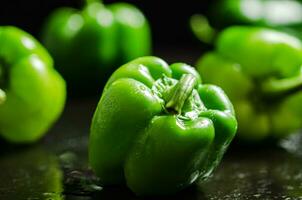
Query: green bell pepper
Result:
<box><xmin>42</xmin><ymin>0</ymin><xmax>151</xmax><ymax>95</ymax></box>
<box><xmin>0</xmin><ymin>26</ymin><xmax>66</xmax><ymax>143</ymax></box>
<box><xmin>190</xmin><ymin>0</ymin><xmax>302</xmax><ymax>44</ymax></box>
<box><xmin>197</xmin><ymin>26</ymin><xmax>302</xmax><ymax>142</ymax></box>
<box><xmin>89</xmin><ymin>56</ymin><xmax>237</xmax><ymax>195</ymax></box>
<box><xmin>212</xmin><ymin>0</ymin><xmax>302</xmax><ymax>28</ymax></box>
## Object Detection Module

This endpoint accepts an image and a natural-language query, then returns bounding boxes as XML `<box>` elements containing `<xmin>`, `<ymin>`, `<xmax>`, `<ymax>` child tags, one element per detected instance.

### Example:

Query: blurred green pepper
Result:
<box><xmin>89</xmin><ymin>56</ymin><xmax>237</xmax><ymax>195</ymax></box>
<box><xmin>197</xmin><ymin>26</ymin><xmax>302</xmax><ymax>142</ymax></box>
<box><xmin>42</xmin><ymin>0</ymin><xmax>151</xmax><ymax>96</ymax></box>
<box><xmin>191</xmin><ymin>0</ymin><xmax>302</xmax><ymax>44</ymax></box>
<box><xmin>213</xmin><ymin>0</ymin><xmax>302</xmax><ymax>28</ymax></box>
<box><xmin>0</xmin><ymin>26</ymin><xmax>66</xmax><ymax>143</ymax></box>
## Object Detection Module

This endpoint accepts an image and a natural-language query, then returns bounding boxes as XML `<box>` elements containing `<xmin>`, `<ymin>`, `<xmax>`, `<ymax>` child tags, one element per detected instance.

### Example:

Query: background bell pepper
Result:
<box><xmin>41</xmin><ymin>0</ymin><xmax>151</xmax><ymax>96</ymax></box>
<box><xmin>89</xmin><ymin>56</ymin><xmax>237</xmax><ymax>195</ymax></box>
<box><xmin>190</xmin><ymin>0</ymin><xmax>302</xmax><ymax>44</ymax></box>
<box><xmin>197</xmin><ymin>26</ymin><xmax>302</xmax><ymax>142</ymax></box>
<box><xmin>0</xmin><ymin>26</ymin><xmax>66</xmax><ymax>143</ymax></box>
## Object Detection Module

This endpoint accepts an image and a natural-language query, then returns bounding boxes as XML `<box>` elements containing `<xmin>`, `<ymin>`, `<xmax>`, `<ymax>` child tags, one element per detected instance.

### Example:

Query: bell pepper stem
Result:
<box><xmin>85</xmin><ymin>0</ymin><xmax>102</xmax><ymax>5</ymax></box>
<box><xmin>166</xmin><ymin>74</ymin><xmax>197</xmax><ymax>114</ymax></box>
<box><xmin>190</xmin><ymin>14</ymin><xmax>217</xmax><ymax>44</ymax></box>
<box><xmin>261</xmin><ymin>71</ymin><xmax>302</xmax><ymax>96</ymax></box>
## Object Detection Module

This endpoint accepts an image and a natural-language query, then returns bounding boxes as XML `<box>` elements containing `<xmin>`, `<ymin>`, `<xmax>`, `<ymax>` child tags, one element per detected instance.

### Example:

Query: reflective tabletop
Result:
<box><xmin>1</xmin><ymin>98</ymin><xmax>302</xmax><ymax>200</ymax></box>
<box><xmin>1</xmin><ymin>47</ymin><xmax>302</xmax><ymax>200</ymax></box>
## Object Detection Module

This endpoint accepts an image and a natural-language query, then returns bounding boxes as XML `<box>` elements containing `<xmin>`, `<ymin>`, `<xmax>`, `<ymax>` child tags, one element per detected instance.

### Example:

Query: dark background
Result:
<box><xmin>0</xmin><ymin>0</ymin><xmax>211</xmax><ymax>48</ymax></box>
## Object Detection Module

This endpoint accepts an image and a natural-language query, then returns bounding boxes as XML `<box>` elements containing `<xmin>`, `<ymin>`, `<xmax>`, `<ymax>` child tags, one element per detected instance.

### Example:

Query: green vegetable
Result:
<box><xmin>197</xmin><ymin>26</ymin><xmax>302</xmax><ymax>142</ymax></box>
<box><xmin>0</xmin><ymin>26</ymin><xmax>66</xmax><ymax>143</ymax></box>
<box><xmin>190</xmin><ymin>0</ymin><xmax>302</xmax><ymax>44</ymax></box>
<box><xmin>212</xmin><ymin>0</ymin><xmax>302</xmax><ymax>28</ymax></box>
<box><xmin>42</xmin><ymin>0</ymin><xmax>151</xmax><ymax>95</ymax></box>
<box><xmin>89</xmin><ymin>56</ymin><xmax>237</xmax><ymax>195</ymax></box>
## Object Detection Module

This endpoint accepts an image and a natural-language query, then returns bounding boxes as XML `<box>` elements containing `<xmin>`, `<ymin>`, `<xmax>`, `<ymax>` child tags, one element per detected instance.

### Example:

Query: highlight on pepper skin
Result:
<box><xmin>89</xmin><ymin>56</ymin><xmax>237</xmax><ymax>196</ymax></box>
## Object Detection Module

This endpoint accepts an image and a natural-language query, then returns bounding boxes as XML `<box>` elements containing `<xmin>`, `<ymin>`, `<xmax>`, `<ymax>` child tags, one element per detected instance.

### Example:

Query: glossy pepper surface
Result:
<box><xmin>42</xmin><ymin>0</ymin><xmax>151</xmax><ymax>95</ymax></box>
<box><xmin>89</xmin><ymin>56</ymin><xmax>237</xmax><ymax>195</ymax></box>
<box><xmin>197</xmin><ymin>26</ymin><xmax>302</xmax><ymax>142</ymax></box>
<box><xmin>0</xmin><ymin>26</ymin><xmax>66</xmax><ymax>143</ymax></box>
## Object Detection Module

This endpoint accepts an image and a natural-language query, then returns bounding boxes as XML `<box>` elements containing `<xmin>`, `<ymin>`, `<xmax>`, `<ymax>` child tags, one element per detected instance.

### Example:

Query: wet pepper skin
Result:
<box><xmin>0</xmin><ymin>26</ymin><xmax>66</xmax><ymax>143</ymax></box>
<box><xmin>89</xmin><ymin>56</ymin><xmax>237</xmax><ymax>195</ymax></box>
<box><xmin>197</xmin><ymin>26</ymin><xmax>302</xmax><ymax>142</ymax></box>
<box><xmin>42</xmin><ymin>0</ymin><xmax>151</xmax><ymax>95</ymax></box>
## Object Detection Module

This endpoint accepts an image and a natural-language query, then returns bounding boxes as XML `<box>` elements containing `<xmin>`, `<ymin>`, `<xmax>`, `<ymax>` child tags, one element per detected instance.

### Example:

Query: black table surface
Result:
<box><xmin>1</xmin><ymin>48</ymin><xmax>302</xmax><ymax>200</ymax></box>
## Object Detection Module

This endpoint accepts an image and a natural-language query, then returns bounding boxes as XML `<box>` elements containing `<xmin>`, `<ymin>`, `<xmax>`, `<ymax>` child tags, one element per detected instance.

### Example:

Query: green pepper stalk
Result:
<box><xmin>89</xmin><ymin>56</ymin><xmax>237</xmax><ymax>195</ymax></box>
<box><xmin>85</xmin><ymin>0</ymin><xmax>100</xmax><ymax>4</ymax></box>
<box><xmin>261</xmin><ymin>70</ymin><xmax>302</xmax><ymax>97</ymax></box>
<box><xmin>166</xmin><ymin>74</ymin><xmax>197</xmax><ymax>114</ymax></box>
<box><xmin>0</xmin><ymin>26</ymin><xmax>66</xmax><ymax>143</ymax></box>
<box><xmin>41</xmin><ymin>0</ymin><xmax>151</xmax><ymax>96</ymax></box>
<box><xmin>197</xmin><ymin>26</ymin><xmax>302</xmax><ymax>142</ymax></box>
<box><xmin>190</xmin><ymin>14</ymin><xmax>217</xmax><ymax>44</ymax></box>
